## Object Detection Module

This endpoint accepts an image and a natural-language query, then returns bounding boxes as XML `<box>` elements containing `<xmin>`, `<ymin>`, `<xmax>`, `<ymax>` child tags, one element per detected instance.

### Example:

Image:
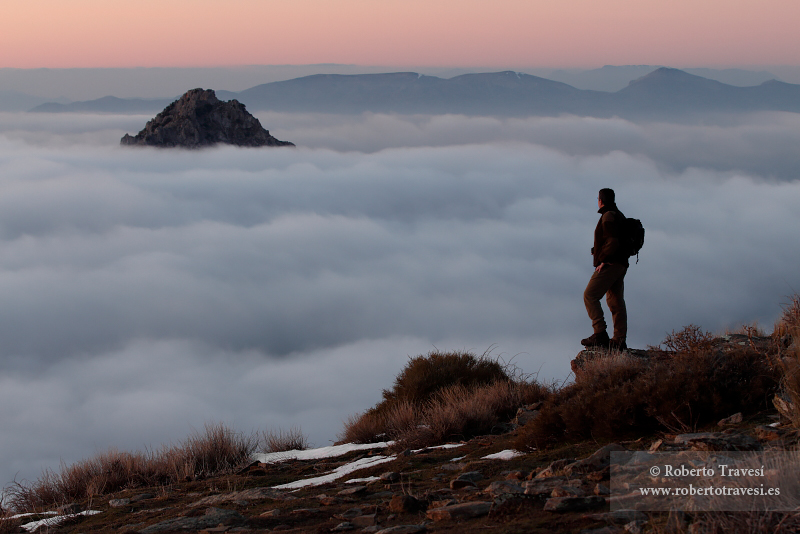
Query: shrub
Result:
<box><xmin>339</xmin><ymin>349</ymin><xmax>548</xmax><ymax>446</ymax></box>
<box><xmin>775</xmin><ymin>295</ymin><xmax>800</xmax><ymax>426</ymax></box>
<box><xmin>381</xmin><ymin>349</ymin><xmax>509</xmax><ymax>407</ymax></box>
<box><xmin>661</xmin><ymin>324</ymin><xmax>714</xmax><ymax>354</ymax></box>
<box><xmin>515</xmin><ymin>325</ymin><xmax>781</xmax><ymax>450</ymax></box>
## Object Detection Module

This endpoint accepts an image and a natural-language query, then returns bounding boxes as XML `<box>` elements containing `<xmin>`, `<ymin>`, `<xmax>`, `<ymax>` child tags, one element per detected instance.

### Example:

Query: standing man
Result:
<box><xmin>582</xmin><ymin>188</ymin><xmax>628</xmax><ymax>350</ymax></box>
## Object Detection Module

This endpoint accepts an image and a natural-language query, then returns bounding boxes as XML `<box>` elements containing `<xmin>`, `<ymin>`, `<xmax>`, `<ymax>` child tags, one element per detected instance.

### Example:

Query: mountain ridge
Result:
<box><xmin>26</xmin><ymin>68</ymin><xmax>800</xmax><ymax>119</ymax></box>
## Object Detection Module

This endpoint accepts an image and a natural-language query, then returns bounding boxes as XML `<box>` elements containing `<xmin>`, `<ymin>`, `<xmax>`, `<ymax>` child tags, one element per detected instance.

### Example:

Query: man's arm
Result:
<box><xmin>596</xmin><ymin>212</ymin><xmax>621</xmax><ymax>265</ymax></box>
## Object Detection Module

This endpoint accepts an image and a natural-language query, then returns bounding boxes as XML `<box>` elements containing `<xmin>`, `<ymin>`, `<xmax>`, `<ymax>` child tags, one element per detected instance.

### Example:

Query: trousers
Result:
<box><xmin>584</xmin><ymin>263</ymin><xmax>628</xmax><ymax>340</ymax></box>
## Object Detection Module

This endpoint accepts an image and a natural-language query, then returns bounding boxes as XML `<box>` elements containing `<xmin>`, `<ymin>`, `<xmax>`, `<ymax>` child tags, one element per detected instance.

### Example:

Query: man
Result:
<box><xmin>582</xmin><ymin>188</ymin><xmax>628</xmax><ymax>351</ymax></box>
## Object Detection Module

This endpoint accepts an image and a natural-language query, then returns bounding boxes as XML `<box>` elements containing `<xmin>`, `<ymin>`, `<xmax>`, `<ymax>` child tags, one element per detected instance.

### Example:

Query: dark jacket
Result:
<box><xmin>592</xmin><ymin>203</ymin><xmax>629</xmax><ymax>268</ymax></box>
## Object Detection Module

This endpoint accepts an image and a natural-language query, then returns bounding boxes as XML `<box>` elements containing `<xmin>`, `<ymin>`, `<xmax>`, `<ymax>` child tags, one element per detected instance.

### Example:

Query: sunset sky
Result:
<box><xmin>2</xmin><ymin>0</ymin><xmax>799</xmax><ymax>69</ymax></box>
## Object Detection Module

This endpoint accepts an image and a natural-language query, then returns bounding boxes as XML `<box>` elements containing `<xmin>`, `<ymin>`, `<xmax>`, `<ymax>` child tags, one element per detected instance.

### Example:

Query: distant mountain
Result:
<box><xmin>26</xmin><ymin>68</ymin><xmax>800</xmax><ymax>119</ymax></box>
<box><xmin>615</xmin><ymin>67</ymin><xmax>800</xmax><ymax>116</ymax></box>
<box><xmin>537</xmin><ymin>65</ymin><xmax>780</xmax><ymax>92</ymax></box>
<box><xmin>30</xmin><ymin>96</ymin><xmax>173</xmax><ymax>114</ymax></box>
<box><xmin>234</xmin><ymin>71</ymin><xmax>604</xmax><ymax>115</ymax></box>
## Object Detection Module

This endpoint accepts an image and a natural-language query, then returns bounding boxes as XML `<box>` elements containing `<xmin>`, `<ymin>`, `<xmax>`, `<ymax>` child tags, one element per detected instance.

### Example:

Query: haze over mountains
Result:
<box><xmin>15</xmin><ymin>66</ymin><xmax>800</xmax><ymax>120</ymax></box>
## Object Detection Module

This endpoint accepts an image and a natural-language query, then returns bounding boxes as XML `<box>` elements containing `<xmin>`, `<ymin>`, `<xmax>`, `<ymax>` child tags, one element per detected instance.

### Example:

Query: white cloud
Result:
<box><xmin>0</xmin><ymin>111</ymin><xmax>798</xmax><ymax>487</ymax></box>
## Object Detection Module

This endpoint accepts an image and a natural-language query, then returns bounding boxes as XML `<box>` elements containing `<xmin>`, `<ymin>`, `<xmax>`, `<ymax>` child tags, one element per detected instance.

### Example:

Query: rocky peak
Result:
<box><xmin>120</xmin><ymin>88</ymin><xmax>293</xmax><ymax>148</ymax></box>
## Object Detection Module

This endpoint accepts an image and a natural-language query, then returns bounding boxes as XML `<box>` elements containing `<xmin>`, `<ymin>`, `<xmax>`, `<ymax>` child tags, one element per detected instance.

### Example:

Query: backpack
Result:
<box><xmin>622</xmin><ymin>217</ymin><xmax>645</xmax><ymax>263</ymax></box>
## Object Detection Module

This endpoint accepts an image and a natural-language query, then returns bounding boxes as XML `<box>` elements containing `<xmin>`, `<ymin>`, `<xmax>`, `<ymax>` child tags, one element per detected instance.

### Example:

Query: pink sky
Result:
<box><xmin>2</xmin><ymin>0</ymin><xmax>798</xmax><ymax>69</ymax></box>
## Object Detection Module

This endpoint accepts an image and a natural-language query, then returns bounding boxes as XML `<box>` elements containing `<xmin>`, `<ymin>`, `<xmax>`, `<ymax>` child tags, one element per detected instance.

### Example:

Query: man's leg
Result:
<box><xmin>606</xmin><ymin>267</ymin><xmax>628</xmax><ymax>342</ymax></box>
<box><xmin>584</xmin><ymin>264</ymin><xmax>627</xmax><ymax>336</ymax></box>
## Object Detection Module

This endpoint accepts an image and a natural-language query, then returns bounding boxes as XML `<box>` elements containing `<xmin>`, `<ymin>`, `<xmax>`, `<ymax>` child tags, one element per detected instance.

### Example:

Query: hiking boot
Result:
<box><xmin>609</xmin><ymin>338</ymin><xmax>628</xmax><ymax>351</ymax></box>
<box><xmin>581</xmin><ymin>331</ymin><xmax>609</xmax><ymax>348</ymax></box>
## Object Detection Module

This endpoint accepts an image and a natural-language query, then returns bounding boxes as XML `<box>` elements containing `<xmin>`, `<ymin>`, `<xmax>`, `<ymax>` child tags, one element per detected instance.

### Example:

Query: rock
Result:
<box><xmin>718</xmin><ymin>412</ymin><xmax>743</xmax><ymax>426</ymax></box>
<box><xmin>389</xmin><ymin>494</ymin><xmax>423</xmax><ymax>513</ymax></box>
<box><xmin>773</xmin><ymin>395</ymin><xmax>796</xmax><ymax>421</ymax></box>
<box><xmin>533</xmin><ymin>458</ymin><xmax>576</xmax><ymax>478</ymax></box>
<box><xmin>450</xmin><ymin>471</ymin><xmax>483</xmax><ymax>489</ymax></box>
<box><xmin>351</xmin><ymin>514</ymin><xmax>377</xmax><ymax>527</ymax></box>
<box><xmin>189</xmin><ymin>486</ymin><xmax>290</xmax><ymax>507</ymax></box>
<box><xmin>565</xmin><ymin>444</ymin><xmax>627</xmax><ymax>475</ymax></box>
<box><xmin>338</xmin><ymin>485</ymin><xmax>368</xmax><ymax>496</ymax></box>
<box><xmin>458</xmin><ymin>471</ymin><xmax>484</xmax><ymax>482</ymax></box>
<box><xmin>450</xmin><ymin>478</ymin><xmax>477</xmax><ymax>489</ymax></box>
<box><xmin>594</xmin><ymin>483</ymin><xmax>610</xmax><ymax>496</ymax></box>
<box><xmin>375</xmin><ymin>526</ymin><xmax>427</xmax><ymax>534</ymax></box>
<box><xmin>426</xmin><ymin>501</ymin><xmax>492</xmax><ymax>521</ymax></box>
<box><xmin>674</xmin><ymin>432</ymin><xmax>762</xmax><ymax>451</ymax></box>
<box><xmin>332</xmin><ymin>522</ymin><xmax>356</xmax><ymax>531</ymax></box>
<box><xmin>484</xmin><ymin>480</ymin><xmax>525</xmax><ymax>497</ymax></box>
<box><xmin>109</xmin><ymin>498</ymin><xmax>131</xmax><ymax>508</ymax></box>
<box><xmin>429</xmin><ymin>499</ymin><xmax>458</xmax><ymax>508</ymax></box>
<box><xmin>290</xmin><ymin>508</ymin><xmax>322</xmax><ymax>515</ymax></box>
<box><xmin>380</xmin><ymin>471</ymin><xmax>401</xmax><ymax>483</ymax></box>
<box><xmin>525</xmin><ymin>476</ymin><xmax>573</xmax><ymax>496</ymax></box>
<box><xmin>571</xmin><ymin>348</ymin><xmax>650</xmax><ymax>377</ymax></box>
<box><xmin>120</xmin><ymin>89</ymin><xmax>294</xmax><ymax>148</ymax></box>
<box><xmin>335</xmin><ymin>507</ymin><xmax>365</xmax><ymax>520</ymax></box>
<box><xmin>513</xmin><ymin>403</ymin><xmax>542</xmax><ymax>426</ymax></box>
<box><xmin>260</xmin><ymin>509</ymin><xmax>281</xmax><ymax>517</ymax></box>
<box><xmin>551</xmin><ymin>485</ymin><xmax>585</xmax><ymax>497</ymax></box>
<box><xmin>57</xmin><ymin>502</ymin><xmax>82</xmax><ymax>514</ymax></box>
<box><xmin>754</xmin><ymin>425</ymin><xmax>786</xmax><ymax>441</ymax></box>
<box><xmin>543</xmin><ymin>496</ymin><xmax>606</xmax><ymax>513</ymax></box>
<box><xmin>139</xmin><ymin>507</ymin><xmax>246</xmax><ymax>533</ymax></box>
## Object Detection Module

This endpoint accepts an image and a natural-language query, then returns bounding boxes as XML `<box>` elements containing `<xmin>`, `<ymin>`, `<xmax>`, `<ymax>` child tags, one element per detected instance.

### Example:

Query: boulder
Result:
<box><xmin>543</xmin><ymin>495</ymin><xmax>606</xmax><ymax>512</ymax></box>
<box><xmin>139</xmin><ymin>507</ymin><xmax>246</xmax><ymax>533</ymax></box>
<box><xmin>674</xmin><ymin>432</ymin><xmax>762</xmax><ymax>451</ymax></box>
<box><xmin>121</xmin><ymin>88</ymin><xmax>294</xmax><ymax>148</ymax></box>
<box><xmin>426</xmin><ymin>501</ymin><xmax>492</xmax><ymax>521</ymax></box>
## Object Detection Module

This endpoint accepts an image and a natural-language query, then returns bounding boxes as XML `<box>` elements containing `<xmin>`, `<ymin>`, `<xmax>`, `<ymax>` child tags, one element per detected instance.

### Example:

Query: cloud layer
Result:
<box><xmin>0</xmin><ymin>111</ymin><xmax>798</xmax><ymax>485</ymax></box>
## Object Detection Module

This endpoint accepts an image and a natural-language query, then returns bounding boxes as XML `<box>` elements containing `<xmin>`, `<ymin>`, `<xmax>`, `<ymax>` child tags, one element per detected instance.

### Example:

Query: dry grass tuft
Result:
<box><xmin>397</xmin><ymin>380</ymin><xmax>549</xmax><ymax>449</ymax></box>
<box><xmin>339</xmin><ymin>410</ymin><xmax>387</xmax><ymax>444</ymax></box>
<box><xmin>4</xmin><ymin>423</ymin><xmax>257</xmax><ymax>514</ymax></box>
<box><xmin>261</xmin><ymin>427</ymin><xmax>309</xmax><ymax>453</ymax></box>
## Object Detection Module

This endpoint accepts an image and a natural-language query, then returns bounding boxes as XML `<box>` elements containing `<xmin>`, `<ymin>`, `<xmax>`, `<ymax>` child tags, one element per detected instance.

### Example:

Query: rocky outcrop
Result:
<box><xmin>571</xmin><ymin>333</ymin><xmax>776</xmax><ymax>378</ymax></box>
<box><xmin>120</xmin><ymin>88</ymin><xmax>294</xmax><ymax>148</ymax></box>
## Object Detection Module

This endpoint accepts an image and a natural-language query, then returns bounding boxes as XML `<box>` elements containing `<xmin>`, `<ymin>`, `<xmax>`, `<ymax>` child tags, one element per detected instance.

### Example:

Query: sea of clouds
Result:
<box><xmin>0</xmin><ymin>110</ymin><xmax>799</xmax><ymax>486</ymax></box>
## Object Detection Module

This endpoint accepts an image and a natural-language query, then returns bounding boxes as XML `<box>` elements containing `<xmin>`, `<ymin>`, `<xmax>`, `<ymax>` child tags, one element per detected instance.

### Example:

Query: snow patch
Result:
<box><xmin>482</xmin><ymin>450</ymin><xmax>524</xmax><ymax>460</ymax></box>
<box><xmin>273</xmin><ymin>455</ymin><xmax>395</xmax><ymax>490</ymax></box>
<box><xmin>412</xmin><ymin>443</ymin><xmax>463</xmax><ymax>453</ymax></box>
<box><xmin>20</xmin><ymin>511</ymin><xmax>102</xmax><ymax>532</ymax></box>
<box><xmin>253</xmin><ymin>442</ymin><xmax>393</xmax><ymax>464</ymax></box>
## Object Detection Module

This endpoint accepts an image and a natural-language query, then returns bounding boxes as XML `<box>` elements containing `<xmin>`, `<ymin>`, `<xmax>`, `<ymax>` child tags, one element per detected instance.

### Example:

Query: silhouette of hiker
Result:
<box><xmin>581</xmin><ymin>188</ymin><xmax>628</xmax><ymax>351</ymax></box>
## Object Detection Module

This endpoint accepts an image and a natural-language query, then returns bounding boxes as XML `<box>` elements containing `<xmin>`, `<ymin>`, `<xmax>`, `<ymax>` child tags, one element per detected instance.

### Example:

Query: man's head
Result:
<box><xmin>598</xmin><ymin>188</ymin><xmax>615</xmax><ymax>207</ymax></box>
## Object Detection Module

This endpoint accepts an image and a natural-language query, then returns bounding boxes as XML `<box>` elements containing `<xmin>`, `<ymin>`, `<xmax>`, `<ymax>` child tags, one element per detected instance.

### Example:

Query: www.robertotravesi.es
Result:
<box><xmin>639</xmin><ymin>484</ymin><xmax>780</xmax><ymax>497</ymax></box>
